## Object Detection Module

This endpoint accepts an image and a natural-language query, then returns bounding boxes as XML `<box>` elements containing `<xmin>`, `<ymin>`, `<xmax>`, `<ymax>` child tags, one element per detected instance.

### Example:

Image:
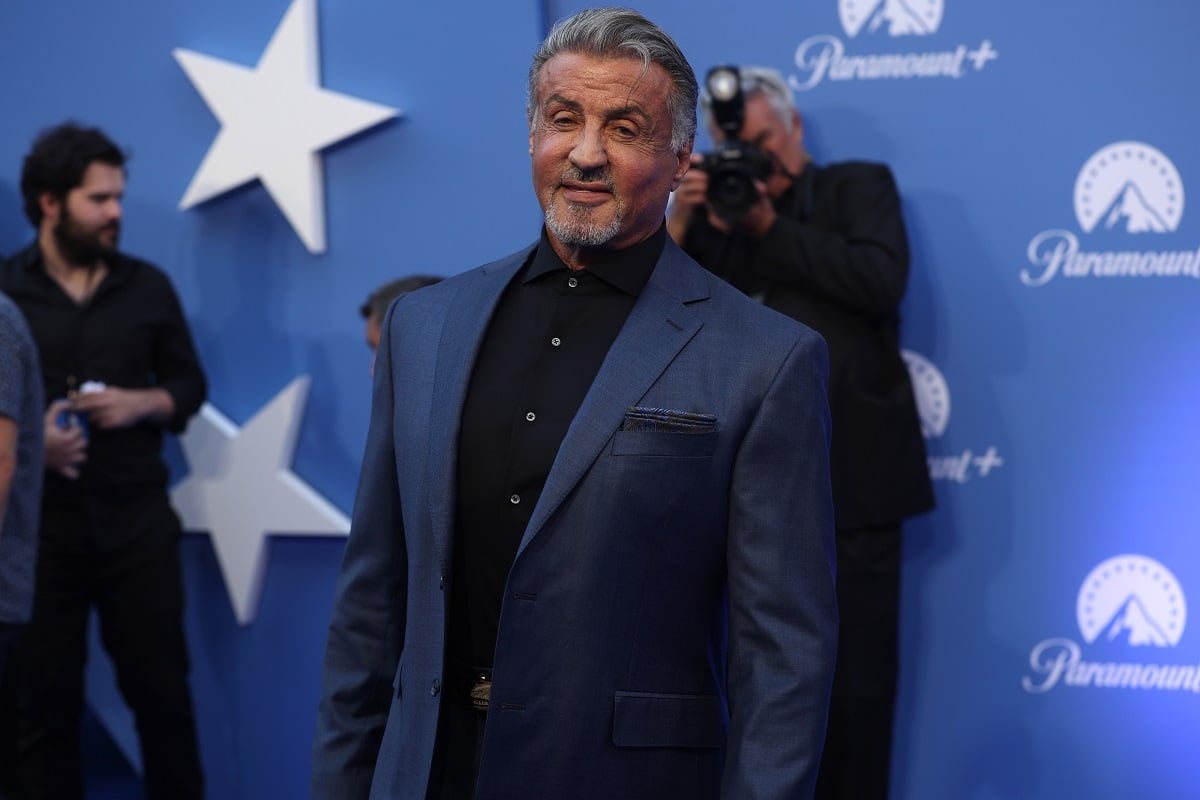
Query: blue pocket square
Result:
<box><xmin>622</xmin><ymin>406</ymin><xmax>717</xmax><ymax>433</ymax></box>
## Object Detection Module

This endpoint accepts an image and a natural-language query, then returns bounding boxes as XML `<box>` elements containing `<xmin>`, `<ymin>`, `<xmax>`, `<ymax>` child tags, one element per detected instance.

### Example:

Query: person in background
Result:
<box><xmin>0</xmin><ymin>288</ymin><xmax>44</xmax><ymax>669</ymax></box>
<box><xmin>0</xmin><ymin>122</ymin><xmax>207</xmax><ymax>800</ymax></box>
<box><xmin>667</xmin><ymin>65</ymin><xmax>935</xmax><ymax>800</ymax></box>
<box><xmin>360</xmin><ymin>275</ymin><xmax>443</xmax><ymax>353</ymax></box>
<box><xmin>312</xmin><ymin>10</ymin><xmax>837</xmax><ymax>800</ymax></box>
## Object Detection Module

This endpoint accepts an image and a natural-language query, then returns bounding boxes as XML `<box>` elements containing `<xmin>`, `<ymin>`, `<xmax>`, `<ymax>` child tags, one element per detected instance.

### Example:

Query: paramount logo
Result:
<box><xmin>1023</xmin><ymin>142</ymin><xmax>1197</xmax><ymax>286</ymax></box>
<box><xmin>1023</xmin><ymin>639</ymin><xmax>1200</xmax><ymax>694</ymax></box>
<box><xmin>1022</xmin><ymin>230</ymin><xmax>1200</xmax><ymax>287</ymax></box>
<box><xmin>1023</xmin><ymin>555</ymin><xmax>1198</xmax><ymax>695</ymax></box>
<box><xmin>789</xmin><ymin>0</ymin><xmax>998</xmax><ymax>92</ymax></box>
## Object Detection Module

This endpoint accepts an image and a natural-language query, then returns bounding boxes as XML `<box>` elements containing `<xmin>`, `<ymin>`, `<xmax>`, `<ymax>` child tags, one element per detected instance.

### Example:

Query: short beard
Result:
<box><xmin>543</xmin><ymin>167</ymin><xmax>621</xmax><ymax>247</ymax></box>
<box><xmin>53</xmin><ymin>209</ymin><xmax>118</xmax><ymax>266</ymax></box>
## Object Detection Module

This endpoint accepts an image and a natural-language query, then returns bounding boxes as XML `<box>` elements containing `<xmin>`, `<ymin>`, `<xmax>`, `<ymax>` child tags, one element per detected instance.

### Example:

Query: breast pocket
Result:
<box><xmin>610</xmin><ymin>430</ymin><xmax>717</xmax><ymax>458</ymax></box>
<box><xmin>612</xmin><ymin>691</ymin><xmax>727</xmax><ymax>748</ymax></box>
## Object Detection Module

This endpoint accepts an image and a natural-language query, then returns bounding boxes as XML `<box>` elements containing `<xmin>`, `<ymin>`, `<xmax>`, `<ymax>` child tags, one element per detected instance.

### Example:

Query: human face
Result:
<box><xmin>718</xmin><ymin>93</ymin><xmax>806</xmax><ymax>200</ymax></box>
<box><xmin>530</xmin><ymin>52</ymin><xmax>692</xmax><ymax>264</ymax></box>
<box><xmin>365</xmin><ymin>313</ymin><xmax>382</xmax><ymax>352</ymax></box>
<box><xmin>48</xmin><ymin>161</ymin><xmax>124</xmax><ymax>264</ymax></box>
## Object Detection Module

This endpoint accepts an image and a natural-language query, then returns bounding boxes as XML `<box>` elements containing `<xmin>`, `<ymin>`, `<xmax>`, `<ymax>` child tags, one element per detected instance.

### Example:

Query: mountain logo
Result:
<box><xmin>901</xmin><ymin>349</ymin><xmax>950</xmax><ymax>437</ymax></box>
<box><xmin>1073</xmin><ymin>142</ymin><xmax>1184</xmax><ymax>234</ymax></box>
<box><xmin>1076</xmin><ymin>555</ymin><xmax>1186</xmax><ymax>647</ymax></box>
<box><xmin>839</xmin><ymin>0</ymin><xmax>943</xmax><ymax>38</ymax></box>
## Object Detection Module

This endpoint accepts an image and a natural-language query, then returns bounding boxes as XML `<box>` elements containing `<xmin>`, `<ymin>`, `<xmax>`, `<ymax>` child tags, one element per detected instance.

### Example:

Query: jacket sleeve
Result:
<box><xmin>721</xmin><ymin>326</ymin><xmax>839</xmax><ymax>800</ymax></box>
<box><xmin>752</xmin><ymin>163</ymin><xmax>910</xmax><ymax>321</ymax></box>
<box><xmin>311</xmin><ymin>303</ymin><xmax>409</xmax><ymax>799</ymax></box>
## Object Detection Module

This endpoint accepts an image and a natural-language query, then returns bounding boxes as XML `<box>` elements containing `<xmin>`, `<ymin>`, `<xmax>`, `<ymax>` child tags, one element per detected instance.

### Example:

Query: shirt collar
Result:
<box><xmin>9</xmin><ymin>241</ymin><xmax>131</xmax><ymax>301</ymax></box>
<box><xmin>524</xmin><ymin>224</ymin><xmax>665</xmax><ymax>297</ymax></box>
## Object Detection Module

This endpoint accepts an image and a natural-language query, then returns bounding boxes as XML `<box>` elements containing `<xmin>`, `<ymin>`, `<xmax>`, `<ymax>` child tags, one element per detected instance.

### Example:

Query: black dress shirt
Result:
<box><xmin>451</xmin><ymin>225</ymin><xmax>664</xmax><ymax>669</ymax></box>
<box><xmin>0</xmin><ymin>244</ymin><xmax>206</xmax><ymax>533</ymax></box>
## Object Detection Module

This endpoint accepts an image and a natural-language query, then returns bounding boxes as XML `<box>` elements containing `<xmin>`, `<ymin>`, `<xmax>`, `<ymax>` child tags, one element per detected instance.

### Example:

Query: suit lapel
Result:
<box><xmin>425</xmin><ymin>247</ymin><xmax>532</xmax><ymax>572</ymax></box>
<box><xmin>517</xmin><ymin>241</ymin><xmax>710</xmax><ymax>558</ymax></box>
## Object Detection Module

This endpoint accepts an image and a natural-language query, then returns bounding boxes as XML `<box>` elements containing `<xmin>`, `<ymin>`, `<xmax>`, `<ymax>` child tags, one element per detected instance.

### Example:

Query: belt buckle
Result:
<box><xmin>470</xmin><ymin>675</ymin><xmax>492</xmax><ymax>711</ymax></box>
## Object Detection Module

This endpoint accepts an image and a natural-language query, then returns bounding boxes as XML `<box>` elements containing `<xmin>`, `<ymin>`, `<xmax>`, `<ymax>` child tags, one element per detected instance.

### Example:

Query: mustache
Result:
<box><xmin>561</xmin><ymin>165</ymin><xmax>613</xmax><ymax>187</ymax></box>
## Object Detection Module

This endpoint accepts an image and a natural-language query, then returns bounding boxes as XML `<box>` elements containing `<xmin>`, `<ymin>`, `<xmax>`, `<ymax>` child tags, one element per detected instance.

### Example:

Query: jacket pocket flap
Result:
<box><xmin>612</xmin><ymin>691</ymin><xmax>726</xmax><ymax>748</ymax></box>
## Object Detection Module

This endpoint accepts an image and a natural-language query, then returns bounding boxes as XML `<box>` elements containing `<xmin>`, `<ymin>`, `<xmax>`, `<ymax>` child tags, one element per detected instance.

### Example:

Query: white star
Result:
<box><xmin>174</xmin><ymin>0</ymin><xmax>399</xmax><ymax>253</ymax></box>
<box><xmin>171</xmin><ymin>377</ymin><xmax>351</xmax><ymax>625</ymax></box>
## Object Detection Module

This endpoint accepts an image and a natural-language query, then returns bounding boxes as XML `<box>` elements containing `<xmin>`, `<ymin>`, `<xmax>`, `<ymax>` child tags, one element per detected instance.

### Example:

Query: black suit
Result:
<box><xmin>681</xmin><ymin>160</ymin><xmax>934</xmax><ymax>799</ymax></box>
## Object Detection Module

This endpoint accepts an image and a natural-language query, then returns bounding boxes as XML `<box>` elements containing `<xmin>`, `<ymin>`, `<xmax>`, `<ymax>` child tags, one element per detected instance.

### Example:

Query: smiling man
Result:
<box><xmin>312</xmin><ymin>10</ymin><xmax>838</xmax><ymax>800</ymax></box>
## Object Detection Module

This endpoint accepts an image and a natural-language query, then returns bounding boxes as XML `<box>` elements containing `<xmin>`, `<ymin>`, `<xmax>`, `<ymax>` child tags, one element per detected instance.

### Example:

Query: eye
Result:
<box><xmin>611</xmin><ymin>122</ymin><xmax>639</xmax><ymax>140</ymax></box>
<box><xmin>550</xmin><ymin>113</ymin><xmax>578</xmax><ymax>130</ymax></box>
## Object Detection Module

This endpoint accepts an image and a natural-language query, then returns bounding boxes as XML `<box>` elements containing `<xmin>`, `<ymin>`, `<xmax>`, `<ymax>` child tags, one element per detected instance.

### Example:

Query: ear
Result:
<box><xmin>38</xmin><ymin>192</ymin><xmax>62</xmax><ymax>226</ymax></box>
<box><xmin>670</xmin><ymin>139</ymin><xmax>695</xmax><ymax>191</ymax></box>
<box><xmin>791</xmin><ymin>108</ymin><xmax>805</xmax><ymax>148</ymax></box>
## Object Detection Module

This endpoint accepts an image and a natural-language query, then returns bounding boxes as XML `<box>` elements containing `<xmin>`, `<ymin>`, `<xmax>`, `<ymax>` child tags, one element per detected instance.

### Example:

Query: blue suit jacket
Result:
<box><xmin>312</xmin><ymin>238</ymin><xmax>838</xmax><ymax>800</ymax></box>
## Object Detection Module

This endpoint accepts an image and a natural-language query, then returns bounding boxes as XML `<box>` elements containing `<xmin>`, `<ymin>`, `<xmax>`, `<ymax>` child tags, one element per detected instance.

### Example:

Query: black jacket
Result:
<box><xmin>682</xmin><ymin>160</ymin><xmax>934</xmax><ymax>530</ymax></box>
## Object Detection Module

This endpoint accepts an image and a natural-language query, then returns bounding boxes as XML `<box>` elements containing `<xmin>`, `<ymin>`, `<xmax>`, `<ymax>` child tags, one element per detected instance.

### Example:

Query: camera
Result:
<box><xmin>699</xmin><ymin>65</ymin><xmax>776</xmax><ymax>222</ymax></box>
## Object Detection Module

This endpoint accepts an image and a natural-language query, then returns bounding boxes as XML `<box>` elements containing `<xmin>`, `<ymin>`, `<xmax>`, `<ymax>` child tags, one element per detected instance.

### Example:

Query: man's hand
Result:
<box><xmin>43</xmin><ymin>399</ymin><xmax>87</xmax><ymax>479</ymax></box>
<box><xmin>72</xmin><ymin>387</ymin><xmax>173</xmax><ymax>430</ymax></box>
<box><xmin>667</xmin><ymin>154</ymin><xmax>715</xmax><ymax>242</ymax></box>
<box><xmin>731</xmin><ymin>179</ymin><xmax>779</xmax><ymax>239</ymax></box>
<box><xmin>666</xmin><ymin>154</ymin><xmax>778</xmax><ymax>241</ymax></box>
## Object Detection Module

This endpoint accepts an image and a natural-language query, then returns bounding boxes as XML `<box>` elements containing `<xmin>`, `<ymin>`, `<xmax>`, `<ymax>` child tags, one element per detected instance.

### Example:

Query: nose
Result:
<box><xmin>569</xmin><ymin>123</ymin><xmax>608</xmax><ymax>171</ymax></box>
<box><xmin>105</xmin><ymin>197</ymin><xmax>122</xmax><ymax>222</ymax></box>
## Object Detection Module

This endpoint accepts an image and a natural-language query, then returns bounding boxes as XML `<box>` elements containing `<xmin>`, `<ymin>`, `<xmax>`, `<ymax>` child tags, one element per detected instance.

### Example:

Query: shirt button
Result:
<box><xmin>510</xmin><ymin>494</ymin><xmax>521</xmax><ymax>505</ymax></box>
<box><xmin>567</xmin><ymin>276</ymin><xmax>579</xmax><ymax>288</ymax></box>
<box><xmin>430</xmin><ymin>679</ymin><xmax>441</xmax><ymax>697</ymax></box>
<box><xmin>551</xmin><ymin>337</ymin><xmax>561</xmax><ymax>347</ymax></box>
<box><xmin>525</xmin><ymin>412</ymin><xmax>536</xmax><ymax>422</ymax></box>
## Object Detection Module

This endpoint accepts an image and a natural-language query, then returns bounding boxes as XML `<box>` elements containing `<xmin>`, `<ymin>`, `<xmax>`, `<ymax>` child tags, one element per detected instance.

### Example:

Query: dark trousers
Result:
<box><xmin>425</xmin><ymin>698</ymin><xmax>486</xmax><ymax>800</ymax></box>
<box><xmin>816</xmin><ymin>524</ymin><xmax>902</xmax><ymax>800</ymax></box>
<box><xmin>1</xmin><ymin>501</ymin><xmax>202</xmax><ymax>800</ymax></box>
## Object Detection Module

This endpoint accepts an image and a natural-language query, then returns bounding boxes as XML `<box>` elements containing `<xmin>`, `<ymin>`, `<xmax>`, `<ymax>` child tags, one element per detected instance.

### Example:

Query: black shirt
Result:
<box><xmin>451</xmin><ymin>225</ymin><xmax>664</xmax><ymax>669</ymax></box>
<box><xmin>0</xmin><ymin>243</ymin><xmax>206</xmax><ymax>517</ymax></box>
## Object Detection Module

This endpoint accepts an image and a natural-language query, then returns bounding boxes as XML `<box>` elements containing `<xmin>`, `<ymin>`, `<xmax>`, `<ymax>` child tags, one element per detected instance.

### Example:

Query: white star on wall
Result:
<box><xmin>174</xmin><ymin>0</ymin><xmax>399</xmax><ymax>253</ymax></box>
<box><xmin>171</xmin><ymin>377</ymin><xmax>351</xmax><ymax>625</ymax></box>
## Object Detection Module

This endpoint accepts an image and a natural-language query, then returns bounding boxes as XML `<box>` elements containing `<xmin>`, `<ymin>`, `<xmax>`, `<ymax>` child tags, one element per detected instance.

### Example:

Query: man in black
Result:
<box><xmin>668</xmin><ymin>66</ymin><xmax>935</xmax><ymax>800</ymax></box>
<box><xmin>0</xmin><ymin>122</ymin><xmax>206</xmax><ymax>800</ymax></box>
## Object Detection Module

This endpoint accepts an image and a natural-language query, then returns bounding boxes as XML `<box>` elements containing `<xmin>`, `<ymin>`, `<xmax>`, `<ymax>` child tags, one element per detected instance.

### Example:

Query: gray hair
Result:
<box><xmin>700</xmin><ymin>65</ymin><xmax>796</xmax><ymax>140</ymax></box>
<box><xmin>526</xmin><ymin>7</ymin><xmax>698</xmax><ymax>154</ymax></box>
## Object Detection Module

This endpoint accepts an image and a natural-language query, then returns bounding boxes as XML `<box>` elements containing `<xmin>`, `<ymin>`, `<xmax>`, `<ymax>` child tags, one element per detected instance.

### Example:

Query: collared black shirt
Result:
<box><xmin>451</xmin><ymin>225</ymin><xmax>665</xmax><ymax>669</ymax></box>
<box><xmin>0</xmin><ymin>243</ymin><xmax>206</xmax><ymax>517</ymax></box>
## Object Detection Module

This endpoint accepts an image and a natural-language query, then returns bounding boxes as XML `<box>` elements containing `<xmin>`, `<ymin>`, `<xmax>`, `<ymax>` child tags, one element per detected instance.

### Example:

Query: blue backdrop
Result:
<box><xmin>1</xmin><ymin>1</ymin><xmax>1197</xmax><ymax>798</ymax></box>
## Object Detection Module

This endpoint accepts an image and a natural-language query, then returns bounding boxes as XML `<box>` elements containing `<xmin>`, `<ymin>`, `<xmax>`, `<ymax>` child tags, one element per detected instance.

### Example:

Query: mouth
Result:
<box><xmin>559</xmin><ymin>180</ymin><xmax>612</xmax><ymax>205</ymax></box>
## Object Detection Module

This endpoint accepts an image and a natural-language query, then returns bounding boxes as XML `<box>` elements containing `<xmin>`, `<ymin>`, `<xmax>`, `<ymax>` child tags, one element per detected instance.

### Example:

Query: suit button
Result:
<box><xmin>430</xmin><ymin>679</ymin><xmax>440</xmax><ymax>697</ymax></box>
<box><xmin>439</xmin><ymin>575</ymin><xmax>446</xmax><ymax>590</ymax></box>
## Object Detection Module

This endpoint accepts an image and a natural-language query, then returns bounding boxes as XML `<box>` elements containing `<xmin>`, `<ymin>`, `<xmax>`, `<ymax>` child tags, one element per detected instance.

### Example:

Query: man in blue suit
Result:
<box><xmin>311</xmin><ymin>8</ymin><xmax>838</xmax><ymax>799</ymax></box>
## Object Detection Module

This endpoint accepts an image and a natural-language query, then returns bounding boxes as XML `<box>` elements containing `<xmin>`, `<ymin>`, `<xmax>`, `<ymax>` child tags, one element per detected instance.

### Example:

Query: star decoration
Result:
<box><xmin>174</xmin><ymin>0</ymin><xmax>399</xmax><ymax>253</ymax></box>
<box><xmin>171</xmin><ymin>376</ymin><xmax>351</xmax><ymax>625</ymax></box>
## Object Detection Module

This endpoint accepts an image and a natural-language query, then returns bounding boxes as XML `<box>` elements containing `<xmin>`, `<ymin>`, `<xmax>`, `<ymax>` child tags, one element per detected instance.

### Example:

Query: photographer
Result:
<box><xmin>668</xmin><ymin>65</ymin><xmax>934</xmax><ymax>800</ymax></box>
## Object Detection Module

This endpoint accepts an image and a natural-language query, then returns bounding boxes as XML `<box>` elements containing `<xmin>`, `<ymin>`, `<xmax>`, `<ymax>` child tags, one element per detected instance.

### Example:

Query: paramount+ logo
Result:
<box><xmin>789</xmin><ymin>0</ymin><xmax>998</xmax><ymax>92</ymax></box>
<box><xmin>902</xmin><ymin>350</ymin><xmax>1003</xmax><ymax>484</ymax></box>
